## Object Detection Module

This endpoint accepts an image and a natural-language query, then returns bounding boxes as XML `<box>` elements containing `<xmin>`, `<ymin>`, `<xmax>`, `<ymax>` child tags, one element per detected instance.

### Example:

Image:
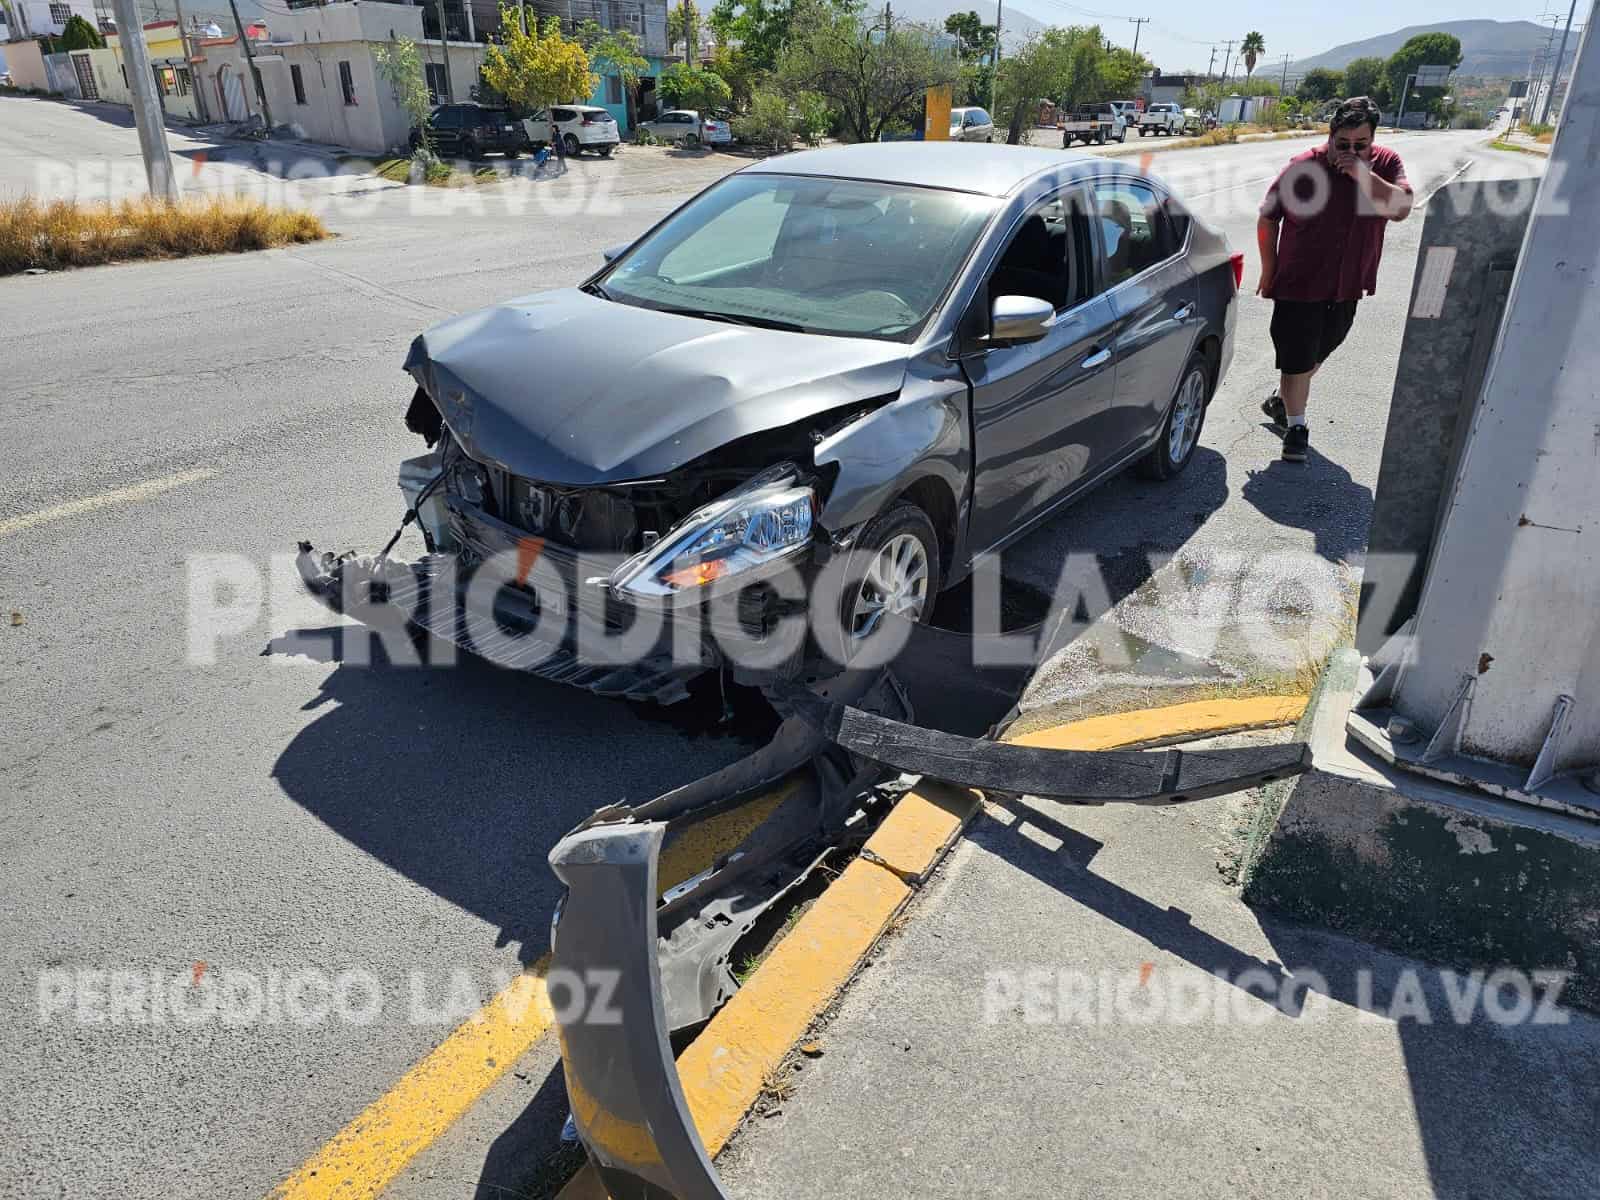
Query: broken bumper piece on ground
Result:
<box><xmin>547</xmin><ymin>640</ymin><xmax>1313</xmax><ymax>1200</ymax></box>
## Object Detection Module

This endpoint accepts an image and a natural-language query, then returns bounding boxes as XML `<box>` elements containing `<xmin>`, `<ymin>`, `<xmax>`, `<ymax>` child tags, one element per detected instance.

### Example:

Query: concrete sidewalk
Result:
<box><xmin>715</xmin><ymin>728</ymin><xmax>1600</xmax><ymax>1199</ymax></box>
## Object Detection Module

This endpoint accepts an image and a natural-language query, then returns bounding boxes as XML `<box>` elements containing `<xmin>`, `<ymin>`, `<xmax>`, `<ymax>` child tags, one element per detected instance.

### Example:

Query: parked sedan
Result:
<box><xmin>410</xmin><ymin>103</ymin><xmax>531</xmax><ymax>158</ymax></box>
<box><xmin>298</xmin><ymin>144</ymin><xmax>1240</xmax><ymax>702</ymax></box>
<box><xmin>638</xmin><ymin>109</ymin><xmax>731</xmax><ymax>147</ymax></box>
<box><xmin>530</xmin><ymin>104</ymin><xmax>620</xmax><ymax>157</ymax></box>
<box><xmin>948</xmin><ymin>106</ymin><xmax>996</xmax><ymax>141</ymax></box>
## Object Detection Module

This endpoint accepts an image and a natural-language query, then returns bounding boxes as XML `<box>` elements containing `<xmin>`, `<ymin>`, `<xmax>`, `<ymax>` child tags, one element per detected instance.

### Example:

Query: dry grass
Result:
<box><xmin>0</xmin><ymin>195</ymin><xmax>328</xmax><ymax>275</ymax></box>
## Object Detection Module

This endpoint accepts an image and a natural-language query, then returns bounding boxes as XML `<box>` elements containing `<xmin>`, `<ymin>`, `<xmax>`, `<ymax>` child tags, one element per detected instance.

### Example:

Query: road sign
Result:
<box><xmin>1415</xmin><ymin>64</ymin><xmax>1453</xmax><ymax>87</ymax></box>
<box><xmin>1509</xmin><ymin>79</ymin><xmax>1529</xmax><ymax>97</ymax></box>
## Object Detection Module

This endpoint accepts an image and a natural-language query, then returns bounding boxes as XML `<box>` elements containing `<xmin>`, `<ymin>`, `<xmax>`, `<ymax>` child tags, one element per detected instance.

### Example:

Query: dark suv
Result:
<box><xmin>411</xmin><ymin>103</ymin><xmax>531</xmax><ymax>159</ymax></box>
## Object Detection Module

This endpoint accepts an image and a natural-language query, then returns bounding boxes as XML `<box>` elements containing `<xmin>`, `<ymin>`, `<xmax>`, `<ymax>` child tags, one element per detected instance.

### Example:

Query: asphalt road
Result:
<box><xmin>0</xmin><ymin>96</ymin><xmax>1543</xmax><ymax>1200</ymax></box>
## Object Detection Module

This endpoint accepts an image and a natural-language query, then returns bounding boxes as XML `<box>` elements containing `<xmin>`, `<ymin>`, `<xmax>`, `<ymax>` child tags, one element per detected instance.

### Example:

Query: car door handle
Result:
<box><xmin>1173</xmin><ymin>303</ymin><xmax>1195</xmax><ymax>321</ymax></box>
<box><xmin>1083</xmin><ymin>347</ymin><xmax>1112</xmax><ymax>369</ymax></box>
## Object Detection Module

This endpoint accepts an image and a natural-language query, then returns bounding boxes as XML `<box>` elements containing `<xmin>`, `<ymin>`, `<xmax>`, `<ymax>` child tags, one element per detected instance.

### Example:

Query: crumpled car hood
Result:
<box><xmin>405</xmin><ymin>288</ymin><xmax>912</xmax><ymax>484</ymax></box>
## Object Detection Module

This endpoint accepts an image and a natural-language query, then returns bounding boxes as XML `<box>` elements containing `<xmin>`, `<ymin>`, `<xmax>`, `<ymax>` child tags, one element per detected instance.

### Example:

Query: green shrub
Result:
<box><xmin>733</xmin><ymin>90</ymin><xmax>794</xmax><ymax>153</ymax></box>
<box><xmin>794</xmin><ymin>91</ymin><xmax>831</xmax><ymax>146</ymax></box>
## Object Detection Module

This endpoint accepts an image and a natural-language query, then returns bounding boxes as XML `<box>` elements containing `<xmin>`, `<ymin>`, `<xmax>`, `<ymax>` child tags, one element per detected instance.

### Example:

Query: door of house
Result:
<box><xmin>71</xmin><ymin>53</ymin><xmax>99</xmax><ymax>100</ymax></box>
<box><xmin>219</xmin><ymin>64</ymin><xmax>248</xmax><ymax>121</ymax></box>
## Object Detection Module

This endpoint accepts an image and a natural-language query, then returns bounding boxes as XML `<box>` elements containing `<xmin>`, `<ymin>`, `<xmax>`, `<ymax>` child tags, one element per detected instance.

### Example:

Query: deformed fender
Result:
<box><xmin>813</xmin><ymin>352</ymin><xmax>969</xmax><ymax>540</ymax></box>
<box><xmin>548</xmin><ymin>823</ymin><xmax>731</xmax><ymax>1200</ymax></box>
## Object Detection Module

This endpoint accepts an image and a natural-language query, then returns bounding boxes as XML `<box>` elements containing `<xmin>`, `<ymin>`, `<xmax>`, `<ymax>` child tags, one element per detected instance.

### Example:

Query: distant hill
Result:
<box><xmin>882</xmin><ymin>0</ymin><xmax>1047</xmax><ymax>49</ymax></box>
<box><xmin>1290</xmin><ymin>19</ymin><xmax>1550</xmax><ymax>79</ymax></box>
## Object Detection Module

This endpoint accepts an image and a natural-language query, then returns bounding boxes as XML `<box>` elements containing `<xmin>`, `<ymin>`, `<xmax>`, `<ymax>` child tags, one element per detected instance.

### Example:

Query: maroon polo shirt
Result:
<box><xmin>1259</xmin><ymin>143</ymin><xmax>1410</xmax><ymax>302</ymax></box>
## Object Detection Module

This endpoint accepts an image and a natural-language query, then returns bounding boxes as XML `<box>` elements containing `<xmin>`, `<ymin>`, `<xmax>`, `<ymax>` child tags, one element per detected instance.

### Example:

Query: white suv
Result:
<box><xmin>530</xmin><ymin>105</ymin><xmax>620</xmax><ymax>157</ymax></box>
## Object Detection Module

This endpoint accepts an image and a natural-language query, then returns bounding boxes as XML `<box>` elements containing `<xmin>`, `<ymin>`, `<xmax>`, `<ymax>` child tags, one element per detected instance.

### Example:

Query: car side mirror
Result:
<box><xmin>987</xmin><ymin>295</ymin><xmax>1056</xmax><ymax>344</ymax></box>
<box><xmin>602</xmin><ymin>242</ymin><xmax>630</xmax><ymax>263</ymax></box>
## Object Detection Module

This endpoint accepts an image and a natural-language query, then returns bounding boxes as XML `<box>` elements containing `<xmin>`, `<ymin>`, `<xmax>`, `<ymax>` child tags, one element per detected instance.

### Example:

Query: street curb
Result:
<box><xmin>556</xmin><ymin>692</ymin><xmax>1309</xmax><ymax>1197</ymax></box>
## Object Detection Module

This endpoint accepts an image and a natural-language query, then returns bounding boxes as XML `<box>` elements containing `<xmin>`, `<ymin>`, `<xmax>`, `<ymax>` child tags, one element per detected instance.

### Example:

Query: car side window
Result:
<box><xmin>1092</xmin><ymin>179</ymin><xmax>1173</xmax><ymax>287</ymax></box>
<box><xmin>985</xmin><ymin>190</ymin><xmax>1091</xmax><ymax>314</ymax></box>
<box><xmin>434</xmin><ymin>108</ymin><xmax>460</xmax><ymax>129</ymax></box>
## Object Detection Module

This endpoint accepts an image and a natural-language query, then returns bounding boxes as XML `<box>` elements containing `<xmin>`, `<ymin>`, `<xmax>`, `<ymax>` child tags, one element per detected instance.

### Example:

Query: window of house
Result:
<box><xmin>424</xmin><ymin>61</ymin><xmax>447</xmax><ymax>103</ymax></box>
<box><xmin>176</xmin><ymin>67</ymin><xmax>191</xmax><ymax>96</ymax></box>
<box><xmin>291</xmin><ymin>63</ymin><xmax>307</xmax><ymax>105</ymax></box>
<box><xmin>338</xmin><ymin>59</ymin><xmax>356</xmax><ymax>105</ymax></box>
<box><xmin>605</xmin><ymin>75</ymin><xmax>622</xmax><ymax>105</ymax></box>
<box><xmin>49</xmin><ymin>3</ymin><xmax>72</xmax><ymax>24</ymax></box>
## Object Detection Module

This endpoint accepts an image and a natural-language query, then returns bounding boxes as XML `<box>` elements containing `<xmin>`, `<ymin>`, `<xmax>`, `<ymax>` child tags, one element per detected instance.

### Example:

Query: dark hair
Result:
<box><xmin>1330</xmin><ymin>96</ymin><xmax>1382</xmax><ymax>136</ymax></box>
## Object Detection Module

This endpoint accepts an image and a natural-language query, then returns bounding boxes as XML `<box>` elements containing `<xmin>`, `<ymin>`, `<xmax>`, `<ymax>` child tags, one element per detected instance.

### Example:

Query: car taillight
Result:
<box><xmin>1230</xmin><ymin>252</ymin><xmax>1244</xmax><ymax>291</ymax></box>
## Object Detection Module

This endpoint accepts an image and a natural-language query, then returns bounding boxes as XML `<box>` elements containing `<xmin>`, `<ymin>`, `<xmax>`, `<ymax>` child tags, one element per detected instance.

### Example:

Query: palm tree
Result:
<box><xmin>1241</xmin><ymin>31</ymin><xmax>1266</xmax><ymax>80</ymax></box>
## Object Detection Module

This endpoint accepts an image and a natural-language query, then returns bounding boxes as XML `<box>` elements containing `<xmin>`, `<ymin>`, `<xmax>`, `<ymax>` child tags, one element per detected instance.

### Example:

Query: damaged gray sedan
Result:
<box><xmin>298</xmin><ymin>143</ymin><xmax>1240</xmax><ymax>700</ymax></box>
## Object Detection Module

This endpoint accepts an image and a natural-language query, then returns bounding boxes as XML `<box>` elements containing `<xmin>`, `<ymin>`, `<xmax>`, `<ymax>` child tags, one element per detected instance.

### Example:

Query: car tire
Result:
<box><xmin>599</xmin><ymin>145</ymin><xmax>614</xmax><ymax>157</ymax></box>
<box><xmin>837</xmin><ymin>501</ymin><xmax>943</xmax><ymax>651</ymax></box>
<box><xmin>1137</xmin><ymin>353</ymin><xmax>1211</xmax><ymax>481</ymax></box>
<box><xmin>563</xmin><ymin>133</ymin><xmax>582</xmax><ymax>156</ymax></box>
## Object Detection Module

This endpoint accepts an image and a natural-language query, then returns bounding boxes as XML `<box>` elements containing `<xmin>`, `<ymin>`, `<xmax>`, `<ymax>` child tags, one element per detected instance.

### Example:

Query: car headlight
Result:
<box><xmin>611</xmin><ymin>465</ymin><xmax>815</xmax><ymax>598</ymax></box>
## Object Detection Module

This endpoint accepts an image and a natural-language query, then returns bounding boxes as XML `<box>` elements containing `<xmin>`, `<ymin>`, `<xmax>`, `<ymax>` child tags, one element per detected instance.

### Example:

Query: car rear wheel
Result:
<box><xmin>563</xmin><ymin>133</ymin><xmax>581</xmax><ymax>156</ymax></box>
<box><xmin>841</xmin><ymin>502</ymin><xmax>942</xmax><ymax>644</ymax></box>
<box><xmin>1138</xmin><ymin>353</ymin><xmax>1210</xmax><ymax>480</ymax></box>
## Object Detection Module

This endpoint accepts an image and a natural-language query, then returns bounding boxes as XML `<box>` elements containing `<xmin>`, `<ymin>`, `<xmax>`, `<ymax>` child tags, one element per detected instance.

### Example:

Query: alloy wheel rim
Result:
<box><xmin>1168</xmin><ymin>369</ymin><xmax>1206</xmax><ymax>463</ymax></box>
<box><xmin>851</xmin><ymin>533</ymin><xmax>930</xmax><ymax>639</ymax></box>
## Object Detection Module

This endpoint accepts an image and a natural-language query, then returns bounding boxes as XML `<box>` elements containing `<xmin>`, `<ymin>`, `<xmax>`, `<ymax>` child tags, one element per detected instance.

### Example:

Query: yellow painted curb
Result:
<box><xmin>558</xmin><ymin>693</ymin><xmax>1306</xmax><ymax>1198</ymax></box>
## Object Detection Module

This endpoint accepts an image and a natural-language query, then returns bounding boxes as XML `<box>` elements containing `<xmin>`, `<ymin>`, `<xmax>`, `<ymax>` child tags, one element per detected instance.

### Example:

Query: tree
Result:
<box><xmin>943</xmin><ymin>10</ymin><xmax>995</xmax><ymax>62</ymax></box>
<box><xmin>578</xmin><ymin>20</ymin><xmax>648</xmax><ymax>119</ymax></box>
<box><xmin>1298</xmin><ymin>67</ymin><xmax>1343</xmax><ymax>103</ymax></box>
<box><xmin>374</xmin><ymin>37</ymin><xmax>433</xmax><ymax>149</ymax></box>
<box><xmin>482</xmin><ymin>7</ymin><xmax>596</xmax><ymax>112</ymax></box>
<box><xmin>708</xmin><ymin>0</ymin><xmax>797</xmax><ymax>71</ymax></box>
<box><xmin>1342</xmin><ymin>55</ymin><xmax>1388</xmax><ymax>106</ymax></box>
<box><xmin>668</xmin><ymin>1</ymin><xmax>701</xmax><ymax>64</ymax></box>
<box><xmin>777</xmin><ymin>2</ymin><xmax>958</xmax><ymax>143</ymax></box>
<box><xmin>1385</xmin><ymin>32</ymin><xmax>1462</xmax><ymax>119</ymax></box>
<box><xmin>59</xmin><ymin>14</ymin><xmax>103</xmax><ymax>50</ymax></box>
<box><xmin>708</xmin><ymin>43</ymin><xmax>762</xmax><ymax>110</ymax></box>
<box><xmin>659</xmin><ymin>62</ymin><xmax>733</xmax><ymax>113</ymax></box>
<box><xmin>1240</xmin><ymin>30</ymin><xmax>1264</xmax><ymax>79</ymax></box>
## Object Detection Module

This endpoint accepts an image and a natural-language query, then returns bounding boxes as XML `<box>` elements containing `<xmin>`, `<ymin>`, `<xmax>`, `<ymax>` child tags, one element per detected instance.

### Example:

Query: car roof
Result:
<box><xmin>740</xmin><ymin>142</ymin><xmax>1098</xmax><ymax>197</ymax></box>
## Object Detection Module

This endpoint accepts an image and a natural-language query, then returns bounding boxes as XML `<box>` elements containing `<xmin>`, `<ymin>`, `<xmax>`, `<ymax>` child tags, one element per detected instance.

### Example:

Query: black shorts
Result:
<box><xmin>1270</xmin><ymin>300</ymin><xmax>1358</xmax><ymax>375</ymax></box>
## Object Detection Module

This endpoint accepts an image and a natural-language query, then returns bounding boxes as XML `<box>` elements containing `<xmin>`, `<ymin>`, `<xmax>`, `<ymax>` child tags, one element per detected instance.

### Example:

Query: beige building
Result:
<box><xmin>192</xmin><ymin>2</ymin><xmax>487</xmax><ymax>154</ymax></box>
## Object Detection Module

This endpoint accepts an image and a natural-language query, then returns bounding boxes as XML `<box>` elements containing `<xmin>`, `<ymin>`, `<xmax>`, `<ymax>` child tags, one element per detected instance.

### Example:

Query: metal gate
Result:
<box><xmin>71</xmin><ymin>53</ymin><xmax>99</xmax><ymax>101</ymax></box>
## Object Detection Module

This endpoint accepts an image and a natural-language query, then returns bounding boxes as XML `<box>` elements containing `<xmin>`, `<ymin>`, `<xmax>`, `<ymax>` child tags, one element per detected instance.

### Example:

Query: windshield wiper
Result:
<box><xmin>581</xmin><ymin>281</ymin><xmax>615</xmax><ymax>301</ymax></box>
<box><xmin>664</xmin><ymin>307</ymin><xmax>807</xmax><ymax>333</ymax></box>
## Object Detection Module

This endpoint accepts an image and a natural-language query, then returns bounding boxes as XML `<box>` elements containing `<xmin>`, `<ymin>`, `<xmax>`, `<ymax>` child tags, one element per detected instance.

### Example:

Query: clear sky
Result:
<box><xmin>1004</xmin><ymin>0</ymin><xmax>1566</xmax><ymax>75</ymax></box>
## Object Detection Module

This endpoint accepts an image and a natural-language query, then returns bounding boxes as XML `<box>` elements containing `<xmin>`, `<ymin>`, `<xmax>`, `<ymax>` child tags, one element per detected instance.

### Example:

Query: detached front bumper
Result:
<box><xmin>296</xmin><ymin>495</ymin><xmax>803</xmax><ymax>705</ymax></box>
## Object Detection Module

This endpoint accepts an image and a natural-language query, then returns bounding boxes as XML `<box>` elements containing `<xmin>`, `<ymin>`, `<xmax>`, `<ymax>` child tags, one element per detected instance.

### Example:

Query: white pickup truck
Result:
<box><xmin>1137</xmin><ymin>102</ymin><xmax>1187</xmax><ymax>136</ymax></box>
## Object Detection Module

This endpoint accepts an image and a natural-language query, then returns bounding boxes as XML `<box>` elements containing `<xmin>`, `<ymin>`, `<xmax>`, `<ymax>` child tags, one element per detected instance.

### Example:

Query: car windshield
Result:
<box><xmin>601</xmin><ymin>174</ymin><xmax>998</xmax><ymax>341</ymax></box>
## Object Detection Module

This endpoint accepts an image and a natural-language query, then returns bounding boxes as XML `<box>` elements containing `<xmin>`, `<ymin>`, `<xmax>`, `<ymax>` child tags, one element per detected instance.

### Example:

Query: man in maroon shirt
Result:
<box><xmin>1257</xmin><ymin>97</ymin><xmax>1413</xmax><ymax>462</ymax></box>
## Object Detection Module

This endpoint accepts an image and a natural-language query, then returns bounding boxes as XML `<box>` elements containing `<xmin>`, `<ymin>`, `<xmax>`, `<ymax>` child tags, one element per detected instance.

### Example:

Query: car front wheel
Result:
<box><xmin>840</xmin><ymin>502</ymin><xmax>942</xmax><ymax>645</ymax></box>
<box><xmin>1138</xmin><ymin>353</ymin><xmax>1210</xmax><ymax>480</ymax></box>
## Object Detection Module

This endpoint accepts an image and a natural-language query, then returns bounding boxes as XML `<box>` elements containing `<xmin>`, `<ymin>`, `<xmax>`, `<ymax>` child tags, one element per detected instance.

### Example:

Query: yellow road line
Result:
<box><xmin>0</xmin><ymin>467</ymin><xmax>219</xmax><ymax>537</ymax></box>
<box><xmin>559</xmin><ymin>694</ymin><xmax>1307</xmax><ymax>1197</ymax></box>
<box><xmin>267</xmin><ymin>797</ymin><xmax>793</xmax><ymax>1200</ymax></box>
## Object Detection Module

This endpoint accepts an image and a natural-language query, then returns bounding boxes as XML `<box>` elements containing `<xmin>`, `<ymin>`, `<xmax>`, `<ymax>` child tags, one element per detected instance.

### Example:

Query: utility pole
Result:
<box><xmin>110</xmin><ymin>0</ymin><xmax>180</xmax><ymax>199</ymax></box>
<box><xmin>1278</xmin><ymin>52</ymin><xmax>1291</xmax><ymax>95</ymax></box>
<box><xmin>227</xmin><ymin>0</ymin><xmax>273</xmax><ymax>129</ymax></box>
<box><xmin>1128</xmin><ymin>15</ymin><xmax>1148</xmax><ymax>57</ymax></box>
<box><xmin>1539</xmin><ymin>0</ymin><xmax>1579</xmax><ymax>124</ymax></box>
<box><xmin>682</xmin><ymin>0</ymin><xmax>696</xmax><ymax>66</ymax></box>
<box><xmin>1206</xmin><ymin>45</ymin><xmax>1217</xmax><ymax>79</ymax></box>
<box><xmin>989</xmin><ymin>0</ymin><xmax>1002</xmax><ymax>119</ymax></box>
<box><xmin>1219</xmin><ymin>39</ymin><xmax>1235</xmax><ymax>83</ymax></box>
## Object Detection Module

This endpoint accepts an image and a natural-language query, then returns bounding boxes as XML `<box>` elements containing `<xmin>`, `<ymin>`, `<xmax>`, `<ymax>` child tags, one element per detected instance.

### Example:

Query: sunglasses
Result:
<box><xmin>1333</xmin><ymin>137</ymin><xmax>1372</xmax><ymax>152</ymax></box>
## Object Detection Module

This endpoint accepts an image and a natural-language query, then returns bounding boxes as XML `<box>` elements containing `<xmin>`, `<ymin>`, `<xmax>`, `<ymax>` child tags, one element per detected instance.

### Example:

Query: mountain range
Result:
<box><xmin>1288</xmin><ymin>19</ymin><xmax>1554</xmax><ymax>79</ymax></box>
